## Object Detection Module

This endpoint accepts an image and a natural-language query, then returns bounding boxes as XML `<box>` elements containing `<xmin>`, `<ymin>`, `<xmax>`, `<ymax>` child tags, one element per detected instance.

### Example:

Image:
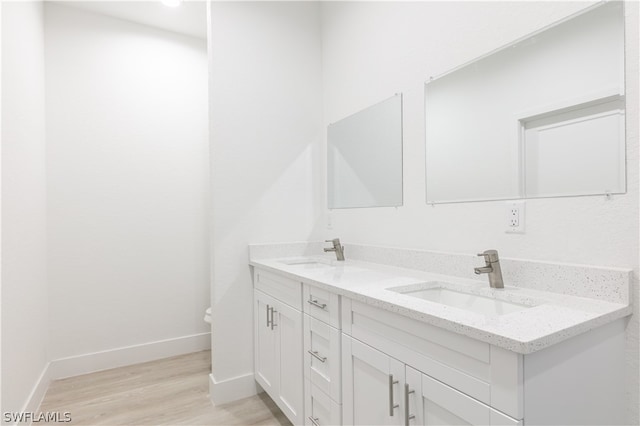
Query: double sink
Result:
<box><xmin>279</xmin><ymin>258</ymin><xmax>537</xmax><ymax>316</ymax></box>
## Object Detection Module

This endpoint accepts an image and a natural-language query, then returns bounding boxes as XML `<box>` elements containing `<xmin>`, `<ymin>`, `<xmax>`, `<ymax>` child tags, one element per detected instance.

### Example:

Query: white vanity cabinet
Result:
<box><xmin>253</xmin><ymin>269</ymin><xmax>304</xmax><ymax>425</ymax></box>
<box><xmin>253</xmin><ymin>266</ymin><xmax>626</xmax><ymax>426</ymax></box>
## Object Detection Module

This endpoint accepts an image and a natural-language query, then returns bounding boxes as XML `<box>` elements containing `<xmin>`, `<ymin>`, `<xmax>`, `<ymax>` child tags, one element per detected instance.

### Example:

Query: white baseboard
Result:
<box><xmin>209</xmin><ymin>372</ymin><xmax>258</xmax><ymax>405</ymax></box>
<box><xmin>19</xmin><ymin>362</ymin><xmax>53</xmax><ymax>415</ymax></box>
<box><xmin>49</xmin><ymin>332</ymin><xmax>211</xmax><ymax>380</ymax></box>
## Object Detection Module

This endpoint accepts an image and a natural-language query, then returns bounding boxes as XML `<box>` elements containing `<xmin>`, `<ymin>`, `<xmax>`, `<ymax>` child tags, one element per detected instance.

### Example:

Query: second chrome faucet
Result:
<box><xmin>474</xmin><ymin>249</ymin><xmax>504</xmax><ymax>288</ymax></box>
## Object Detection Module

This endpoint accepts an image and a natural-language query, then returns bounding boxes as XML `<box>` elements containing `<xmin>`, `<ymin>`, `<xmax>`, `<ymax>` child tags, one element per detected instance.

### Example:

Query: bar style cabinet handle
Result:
<box><xmin>270</xmin><ymin>308</ymin><xmax>277</xmax><ymax>330</ymax></box>
<box><xmin>388</xmin><ymin>374</ymin><xmax>399</xmax><ymax>416</ymax></box>
<box><xmin>307</xmin><ymin>299</ymin><xmax>327</xmax><ymax>310</ymax></box>
<box><xmin>308</xmin><ymin>416</ymin><xmax>320</xmax><ymax>426</ymax></box>
<box><xmin>266</xmin><ymin>304</ymin><xmax>272</xmax><ymax>328</ymax></box>
<box><xmin>307</xmin><ymin>350</ymin><xmax>327</xmax><ymax>363</ymax></box>
<box><xmin>404</xmin><ymin>383</ymin><xmax>415</xmax><ymax>426</ymax></box>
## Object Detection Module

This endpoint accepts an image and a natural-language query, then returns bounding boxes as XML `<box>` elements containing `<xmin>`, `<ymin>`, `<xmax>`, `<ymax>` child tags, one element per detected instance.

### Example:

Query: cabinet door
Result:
<box><xmin>254</xmin><ymin>290</ymin><xmax>277</xmax><ymax>395</ymax></box>
<box><xmin>342</xmin><ymin>335</ymin><xmax>404</xmax><ymax>426</ymax></box>
<box><xmin>274</xmin><ymin>299</ymin><xmax>304</xmax><ymax>425</ymax></box>
<box><xmin>409</xmin><ymin>367</ymin><xmax>521</xmax><ymax>426</ymax></box>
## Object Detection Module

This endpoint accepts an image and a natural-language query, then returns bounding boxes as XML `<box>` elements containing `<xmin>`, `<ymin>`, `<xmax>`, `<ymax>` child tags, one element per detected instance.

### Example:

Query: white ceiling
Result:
<box><xmin>60</xmin><ymin>1</ymin><xmax>207</xmax><ymax>40</ymax></box>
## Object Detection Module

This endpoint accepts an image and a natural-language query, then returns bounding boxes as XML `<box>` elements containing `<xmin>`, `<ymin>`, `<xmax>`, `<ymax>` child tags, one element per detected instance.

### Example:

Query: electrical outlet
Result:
<box><xmin>506</xmin><ymin>201</ymin><xmax>525</xmax><ymax>233</ymax></box>
<box><xmin>509</xmin><ymin>206</ymin><xmax>519</xmax><ymax>228</ymax></box>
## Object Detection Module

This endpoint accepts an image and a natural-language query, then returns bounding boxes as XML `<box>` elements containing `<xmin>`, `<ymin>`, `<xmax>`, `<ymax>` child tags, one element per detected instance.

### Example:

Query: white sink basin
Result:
<box><xmin>279</xmin><ymin>258</ymin><xmax>333</xmax><ymax>268</ymax></box>
<box><xmin>282</xmin><ymin>259</ymin><xmax>321</xmax><ymax>265</ymax></box>
<box><xmin>391</xmin><ymin>286</ymin><xmax>533</xmax><ymax>316</ymax></box>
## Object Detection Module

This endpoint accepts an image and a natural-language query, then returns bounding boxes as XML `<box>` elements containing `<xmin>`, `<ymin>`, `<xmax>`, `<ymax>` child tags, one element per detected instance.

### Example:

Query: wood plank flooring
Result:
<box><xmin>38</xmin><ymin>350</ymin><xmax>290</xmax><ymax>425</ymax></box>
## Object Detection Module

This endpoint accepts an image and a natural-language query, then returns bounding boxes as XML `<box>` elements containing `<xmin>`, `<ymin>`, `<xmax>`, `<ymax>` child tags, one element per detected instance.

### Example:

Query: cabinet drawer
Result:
<box><xmin>254</xmin><ymin>268</ymin><xmax>301</xmax><ymax>310</ymax></box>
<box><xmin>305</xmin><ymin>379</ymin><xmax>341</xmax><ymax>426</ymax></box>
<box><xmin>303</xmin><ymin>283</ymin><xmax>340</xmax><ymax>328</ymax></box>
<box><xmin>304</xmin><ymin>314</ymin><xmax>341</xmax><ymax>402</ymax></box>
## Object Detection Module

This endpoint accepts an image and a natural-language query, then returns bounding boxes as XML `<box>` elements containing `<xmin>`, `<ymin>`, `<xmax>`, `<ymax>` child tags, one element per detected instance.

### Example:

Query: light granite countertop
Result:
<box><xmin>250</xmin><ymin>255</ymin><xmax>632</xmax><ymax>354</ymax></box>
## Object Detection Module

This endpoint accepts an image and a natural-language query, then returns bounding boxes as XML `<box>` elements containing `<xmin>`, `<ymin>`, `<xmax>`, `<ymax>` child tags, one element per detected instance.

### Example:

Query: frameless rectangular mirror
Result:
<box><xmin>425</xmin><ymin>2</ymin><xmax>625</xmax><ymax>203</ymax></box>
<box><xmin>328</xmin><ymin>94</ymin><xmax>403</xmax><ymax>209</ymax></box>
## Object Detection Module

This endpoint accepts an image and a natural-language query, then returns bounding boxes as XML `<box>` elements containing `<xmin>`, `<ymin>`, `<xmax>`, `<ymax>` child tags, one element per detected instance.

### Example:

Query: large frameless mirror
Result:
<box><xmin>328</xmin><ymin>94</ymin><xmax>403</xmax><ymax>209</ymax></box>
<box><xmin>425</xmin><ymin>2</ymin><xmax>625</xmax><ymax>203</ymax></box>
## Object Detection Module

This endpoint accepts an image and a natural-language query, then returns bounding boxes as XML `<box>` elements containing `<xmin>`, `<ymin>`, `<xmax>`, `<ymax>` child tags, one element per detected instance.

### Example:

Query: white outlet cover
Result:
<box><xmin>506</xmin><ymin>201</ymin><xmax>525</xmax><ymax>233</ymax></box>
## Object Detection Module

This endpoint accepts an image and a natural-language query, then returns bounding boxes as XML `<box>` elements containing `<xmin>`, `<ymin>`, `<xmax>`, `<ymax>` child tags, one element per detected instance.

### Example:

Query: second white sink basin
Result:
<box><xmin>391</xmin><ymin>285</ymin><xmax>533</xmax><ymax>316</ymax></box>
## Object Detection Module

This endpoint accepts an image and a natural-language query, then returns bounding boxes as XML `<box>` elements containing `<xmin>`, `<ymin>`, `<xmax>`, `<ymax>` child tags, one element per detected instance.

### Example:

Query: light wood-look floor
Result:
<box><xmin>38</xmin><ymin>351</ymin><xmax>290</xmax><ymax>426</ymax></box>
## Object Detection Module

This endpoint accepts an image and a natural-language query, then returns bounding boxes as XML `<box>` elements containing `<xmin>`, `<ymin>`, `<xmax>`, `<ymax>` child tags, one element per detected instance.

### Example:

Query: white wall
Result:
<box><xmin>208</xmin><ymin>1</ymin><xmax>323</xmax><ymax>402</ymax></box>
<box><xmin>44</xmin><ymin>4</ymin><xmax>210</xmax><ymax>361</ymax></box>
<box><xmin>1</xmin><ymin>1</ymin><xmax>49</xmax><ymax>415</ymax></box>
<box><xmin>321</xmin><ymin>1</ymin><xmax>639</xmax><ymax>423</ymax></box>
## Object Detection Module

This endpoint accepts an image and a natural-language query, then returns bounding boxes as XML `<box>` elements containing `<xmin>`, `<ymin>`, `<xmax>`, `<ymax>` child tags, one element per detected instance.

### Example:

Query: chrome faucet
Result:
<box><xmin>324</xmin><ymin>238</ymin><xmax>345</xmax><ymax>261</ymax></box>
<box><xmin>474</xmin><ymin>249</ymin><xmax>504</xmax><ymax>289</ymax></box>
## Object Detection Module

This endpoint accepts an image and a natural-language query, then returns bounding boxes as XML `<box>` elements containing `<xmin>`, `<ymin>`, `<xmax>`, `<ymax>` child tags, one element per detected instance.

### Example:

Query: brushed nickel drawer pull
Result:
<box><xmin>308</xmin><ymin>350</ymin><xmax>327</xmax><ymax>363</ymax></box>
<box><xmin>307</xmin><ymin>299</ymin><xmax>327</xmax><ymax>310</ymax></box>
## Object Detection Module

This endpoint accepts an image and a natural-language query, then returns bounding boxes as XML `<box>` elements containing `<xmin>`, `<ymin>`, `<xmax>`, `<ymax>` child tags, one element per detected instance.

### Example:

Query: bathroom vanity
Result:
<box><xmin>250</xmin><ymin>244</ymin><xmax>631</xmax><ymax>426</ymax></box>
